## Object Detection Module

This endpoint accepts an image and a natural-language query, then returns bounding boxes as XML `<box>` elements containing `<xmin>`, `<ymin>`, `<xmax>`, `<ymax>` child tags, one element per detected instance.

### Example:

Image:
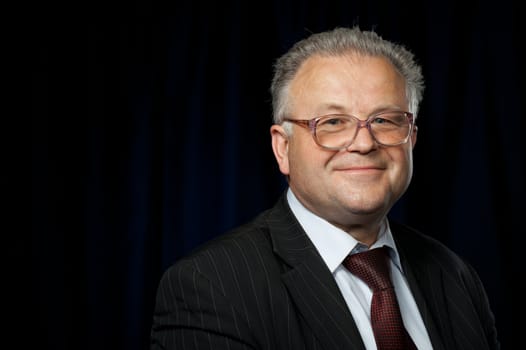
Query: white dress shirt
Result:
<box><xmin>287</xmin><ymin>189</ymin><xmax>433</xmax><ymax>350</ymax></box>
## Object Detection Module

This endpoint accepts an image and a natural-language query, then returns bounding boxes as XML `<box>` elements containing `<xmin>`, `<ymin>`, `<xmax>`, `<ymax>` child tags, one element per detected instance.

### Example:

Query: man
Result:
<box><xmin>150</xmin><ymin>26</ymin><xmax>499</xmax><ymax>349</ymax></box>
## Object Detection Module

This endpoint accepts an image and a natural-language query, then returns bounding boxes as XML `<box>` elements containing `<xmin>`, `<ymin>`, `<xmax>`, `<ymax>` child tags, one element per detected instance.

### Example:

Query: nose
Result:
<box><xmin>346</xmin><ymin>122</ymin><xmax>377</xmax><ymax>153</ymax></box>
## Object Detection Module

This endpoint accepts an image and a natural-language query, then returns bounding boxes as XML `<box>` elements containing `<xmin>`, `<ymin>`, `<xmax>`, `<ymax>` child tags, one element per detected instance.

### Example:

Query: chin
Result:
<box><xmin>347</xmin><ymin>206</ymin><xmax>385</xmax><ymax>217</ymax></box>
<box><xmin>342</xmin><ymin>196</ymin><xmax>391</xmax><ymax>216</ymax></box>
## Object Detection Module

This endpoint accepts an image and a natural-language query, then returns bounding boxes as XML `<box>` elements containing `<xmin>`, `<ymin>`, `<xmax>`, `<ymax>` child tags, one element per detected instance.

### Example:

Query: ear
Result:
<box><xmin>411</xmin><ymin>125</ymin><xmax>418</xmax><ymax>149</ymax></box>
<box><xmin>270</xmin><ymin>124</ymin><xmax>290</xmax><ymax>175</ymax></box>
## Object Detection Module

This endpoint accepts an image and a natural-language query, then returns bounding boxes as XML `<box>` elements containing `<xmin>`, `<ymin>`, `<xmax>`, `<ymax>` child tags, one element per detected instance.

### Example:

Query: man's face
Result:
<box><xmin>271</xmin><ymin>54</ymin><xmax>417</xmax><ymax>231</ymax></box>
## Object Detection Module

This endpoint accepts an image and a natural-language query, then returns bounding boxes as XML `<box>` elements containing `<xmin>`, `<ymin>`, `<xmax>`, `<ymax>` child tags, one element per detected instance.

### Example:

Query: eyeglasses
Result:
<box><xmin>283</xmin><ymin>111</ymin><xmax>415</xmax><ymax>150</ymax></box>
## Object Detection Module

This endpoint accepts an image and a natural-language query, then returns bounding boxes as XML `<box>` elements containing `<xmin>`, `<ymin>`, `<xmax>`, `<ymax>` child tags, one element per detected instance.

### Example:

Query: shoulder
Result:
<box><xmin>161</xmin><ymin>207</ymin><xmax>282</xmax><ymax>290</ymax></box>
<box><xmin>155</xmin><ymin>205</ymin><xmax>292</xmax><ymax>328</ymax></box>
<box><xmin>390</xmin><ymin>221</ymin><xmax>491</xmax><ymax>309</ymax></box>
<box><xmin>390</xmin><ymin>221</ymin><xmax>499</xmax><ymax>348</ymax></box>
<box><xmin>389</xmin><ymin>220</ymin><xmax>472</xmax><ymax>274</ymax></box>
<box><xmin>170</xmin><ymin>193</ymin><xmax>294</xmax><ymax>276</ymax></box>
<box><xmin>185</xmin><ymin>208</ymin><xmax>275</xmax><ymax>265</ymax></box>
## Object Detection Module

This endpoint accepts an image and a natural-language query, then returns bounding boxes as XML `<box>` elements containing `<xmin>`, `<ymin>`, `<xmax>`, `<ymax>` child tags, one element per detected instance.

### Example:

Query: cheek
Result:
<box><xmin>391</xmin><ymin>148</ymin><xmax>414</xmax><ymax>184</ymax></box>
<box><xmin>288</xmin><ymin>147</ymin><xmax>313</xmax><ymax>176</ymax></box>
<box><xmin>288</xmin><ymin>141</ymin><xmax>329</xmax><ymax>177</ymax></box>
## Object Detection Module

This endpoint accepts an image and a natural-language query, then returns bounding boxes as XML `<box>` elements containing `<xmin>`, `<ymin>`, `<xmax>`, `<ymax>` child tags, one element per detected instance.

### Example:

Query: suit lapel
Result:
<box><xmin>268</xmin><ymin>195</ymin><xmax>365</xmax><ymax>350</ymax></box>
<box><xmin>281</xmin><ymin>256</ymin><xmax>366</xmax><ymax>350</ymax></box>
<box><xmin>393</xmin><ymin>224</ymin><xmax>456</xmax><ymax>350</ymax></box>
<box><xmin>402</xmin><ymin>256</ymin><xmax>451</xmax><ymax>350</ymax></box>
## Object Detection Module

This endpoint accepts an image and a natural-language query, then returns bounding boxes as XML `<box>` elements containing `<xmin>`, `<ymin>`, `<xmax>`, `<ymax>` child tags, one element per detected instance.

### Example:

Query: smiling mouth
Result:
<box><xmin>334</xmin><ymin>166</ymin><xmax>386</xmax><ymax>174</ymax></box>
<box><xmin>336</xmin><ymin>165</ymin><xmax>385</xmax><ymax>171</ymax></box>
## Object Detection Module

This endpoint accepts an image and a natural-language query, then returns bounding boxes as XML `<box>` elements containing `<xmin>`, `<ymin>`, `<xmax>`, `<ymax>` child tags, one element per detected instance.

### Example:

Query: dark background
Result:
<box><xmin>28</xmin><ymin>1</ymin><xmax>523</xmax><ymax>349</ymax></box>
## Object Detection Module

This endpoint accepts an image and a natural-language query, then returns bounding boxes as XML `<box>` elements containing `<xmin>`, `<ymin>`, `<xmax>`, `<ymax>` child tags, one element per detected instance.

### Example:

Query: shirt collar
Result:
<box><xmin>286</xmin><ymin>188</ymin><xmax>403</xmax><ymax>273</ymax></box>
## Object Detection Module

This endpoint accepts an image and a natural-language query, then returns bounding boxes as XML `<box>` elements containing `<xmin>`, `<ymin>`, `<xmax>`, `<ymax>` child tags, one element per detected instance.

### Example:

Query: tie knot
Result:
<box><xmin>343</xmin><ymin>246</ymin><xmax>392</xmax><ymax>291</ymax></box>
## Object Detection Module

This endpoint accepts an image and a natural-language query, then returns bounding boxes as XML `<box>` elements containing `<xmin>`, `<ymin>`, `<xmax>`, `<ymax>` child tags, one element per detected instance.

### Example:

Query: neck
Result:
<box><xmin>334</xmin><ymin>220</ymin><xmax>384</xmax><ymax>247</ymax></box>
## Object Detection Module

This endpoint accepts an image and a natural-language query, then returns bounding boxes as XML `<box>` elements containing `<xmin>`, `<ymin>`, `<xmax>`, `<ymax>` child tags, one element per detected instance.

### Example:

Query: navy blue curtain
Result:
<box><xmin>30</xmin><ymin>1</ymin><xmax>522</xmax><ymax>349</ymax></box>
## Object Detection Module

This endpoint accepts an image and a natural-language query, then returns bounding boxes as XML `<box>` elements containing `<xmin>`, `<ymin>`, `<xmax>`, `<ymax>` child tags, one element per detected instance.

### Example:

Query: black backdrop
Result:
<box><xmin>29</xmin><ymin>1</ymin><xmax>523</xmax><ymax>349</ymax></box>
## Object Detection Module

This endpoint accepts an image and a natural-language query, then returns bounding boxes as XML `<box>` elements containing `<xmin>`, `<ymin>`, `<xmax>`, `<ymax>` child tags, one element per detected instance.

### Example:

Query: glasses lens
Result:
<box><xmin>315</xmin><ymin>115</ymin><xmax>357</xmax><ymax>149</ymax></box>
<box><xmin>315</xmin><ymin>112</ymin><xmax>411</xmax><ymax>149</ymax></box>
<box><xmin>369</xmin><ymin>112</ymin><xmax>411</xmax><ymax>145</ymax></box>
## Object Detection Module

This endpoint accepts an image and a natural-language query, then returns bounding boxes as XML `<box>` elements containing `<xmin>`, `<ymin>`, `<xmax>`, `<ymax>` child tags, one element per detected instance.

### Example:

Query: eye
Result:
<box><xmin>371</xmin><ymin>112</ymin><xmax>407</xmax><ymax>127</ymax></box>
<box><xmin>372</xmin><ymin>117</ymin><xmax>393</xmax><ymax>125</ymax></box>
<box><xmin>323</xmin><ymin>117</ymin><xmax>344</xmax><ymax>125</ymax></box>
<box><xmin>316</xmin><ymin>117</ymin><xmax>352</xmax><ymax>134</ymax></box>
<box><xmin>318</xmin><ymin>116</ymin><xmax>350</xmax><ymax>128</ymax></box>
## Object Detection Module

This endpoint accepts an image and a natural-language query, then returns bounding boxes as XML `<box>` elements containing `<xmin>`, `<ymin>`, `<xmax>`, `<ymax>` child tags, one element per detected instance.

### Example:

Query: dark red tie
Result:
<box><xmin>343</xmin><ymin>247</ymin><xmax>417</xmax><ymax>350</ymax></box>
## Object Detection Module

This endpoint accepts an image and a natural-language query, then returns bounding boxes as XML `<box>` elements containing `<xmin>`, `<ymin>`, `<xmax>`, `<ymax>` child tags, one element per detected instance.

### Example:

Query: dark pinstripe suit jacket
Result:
<box><xmin>151</xmin><ymin>194</ymin><xmax>499</xmax><ymax>349</ymax></box>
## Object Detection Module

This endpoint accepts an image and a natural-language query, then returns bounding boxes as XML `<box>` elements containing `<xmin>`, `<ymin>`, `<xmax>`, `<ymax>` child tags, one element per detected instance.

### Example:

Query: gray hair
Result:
<box><xmin>270</xmin><ymin>26</ymin><xmax>424</xmax><ymax>124</ymax></box>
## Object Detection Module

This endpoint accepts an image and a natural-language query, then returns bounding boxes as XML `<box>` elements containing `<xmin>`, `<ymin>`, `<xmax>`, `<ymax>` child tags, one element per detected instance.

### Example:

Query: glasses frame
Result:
<box><xmin>283</xmin><ymin>111</ymin><xmax>415</xmax><ymax>150</ymax></box>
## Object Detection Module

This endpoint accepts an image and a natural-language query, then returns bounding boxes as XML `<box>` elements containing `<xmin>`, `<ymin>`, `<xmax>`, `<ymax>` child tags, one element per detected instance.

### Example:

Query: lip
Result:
<box><xmin>335</xmin><ymin>165</ymin><xmax>385</xmax><ymax>171</ymax></box>
<box><xmin>334</xmin><ymin>165</ymin><xmax>386</xmax><ymax>174</ymax></box>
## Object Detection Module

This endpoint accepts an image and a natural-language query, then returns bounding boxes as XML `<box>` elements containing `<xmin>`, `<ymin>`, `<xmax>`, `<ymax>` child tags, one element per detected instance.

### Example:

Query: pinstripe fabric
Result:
<box><xmin>151</xmin><ymin>193</ymin><xmax>500</xmax><ymax>350</ymax></box>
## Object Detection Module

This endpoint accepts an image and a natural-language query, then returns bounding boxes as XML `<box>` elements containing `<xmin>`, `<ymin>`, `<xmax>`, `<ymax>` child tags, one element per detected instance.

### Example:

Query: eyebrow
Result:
<box><xmin>314</xmin><ymin>103</ymin><xmax>347</xmax><ymax>115</ymax></box>
<box><xmin>315</xmin><ymin>103</ymin><xmax>404</xmax><ymax>117</ymax></box>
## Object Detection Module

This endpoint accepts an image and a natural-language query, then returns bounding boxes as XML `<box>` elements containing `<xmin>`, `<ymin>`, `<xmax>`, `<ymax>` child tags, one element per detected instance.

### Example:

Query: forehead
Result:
<box><xmin>293</xmin><ymin>53</ymin><xmax>401</xmax><ymax>85</ymax></box>
<box><xmin>288</xmin><ymin>53</ymin><xmax>407</xmax><ymax>113</ymax></box>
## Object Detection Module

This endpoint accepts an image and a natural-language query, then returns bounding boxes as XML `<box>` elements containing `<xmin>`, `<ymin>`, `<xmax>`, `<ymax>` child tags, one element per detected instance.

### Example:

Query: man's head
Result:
<box><xmin>271</xmin><ymin>27</ymin><xmax>424</xmax><ymax>124</ymax></box>
<box><xmin>270</xmin><ymin>27</ymin><xmax>424</xmax><ymax>239</ymax></box>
